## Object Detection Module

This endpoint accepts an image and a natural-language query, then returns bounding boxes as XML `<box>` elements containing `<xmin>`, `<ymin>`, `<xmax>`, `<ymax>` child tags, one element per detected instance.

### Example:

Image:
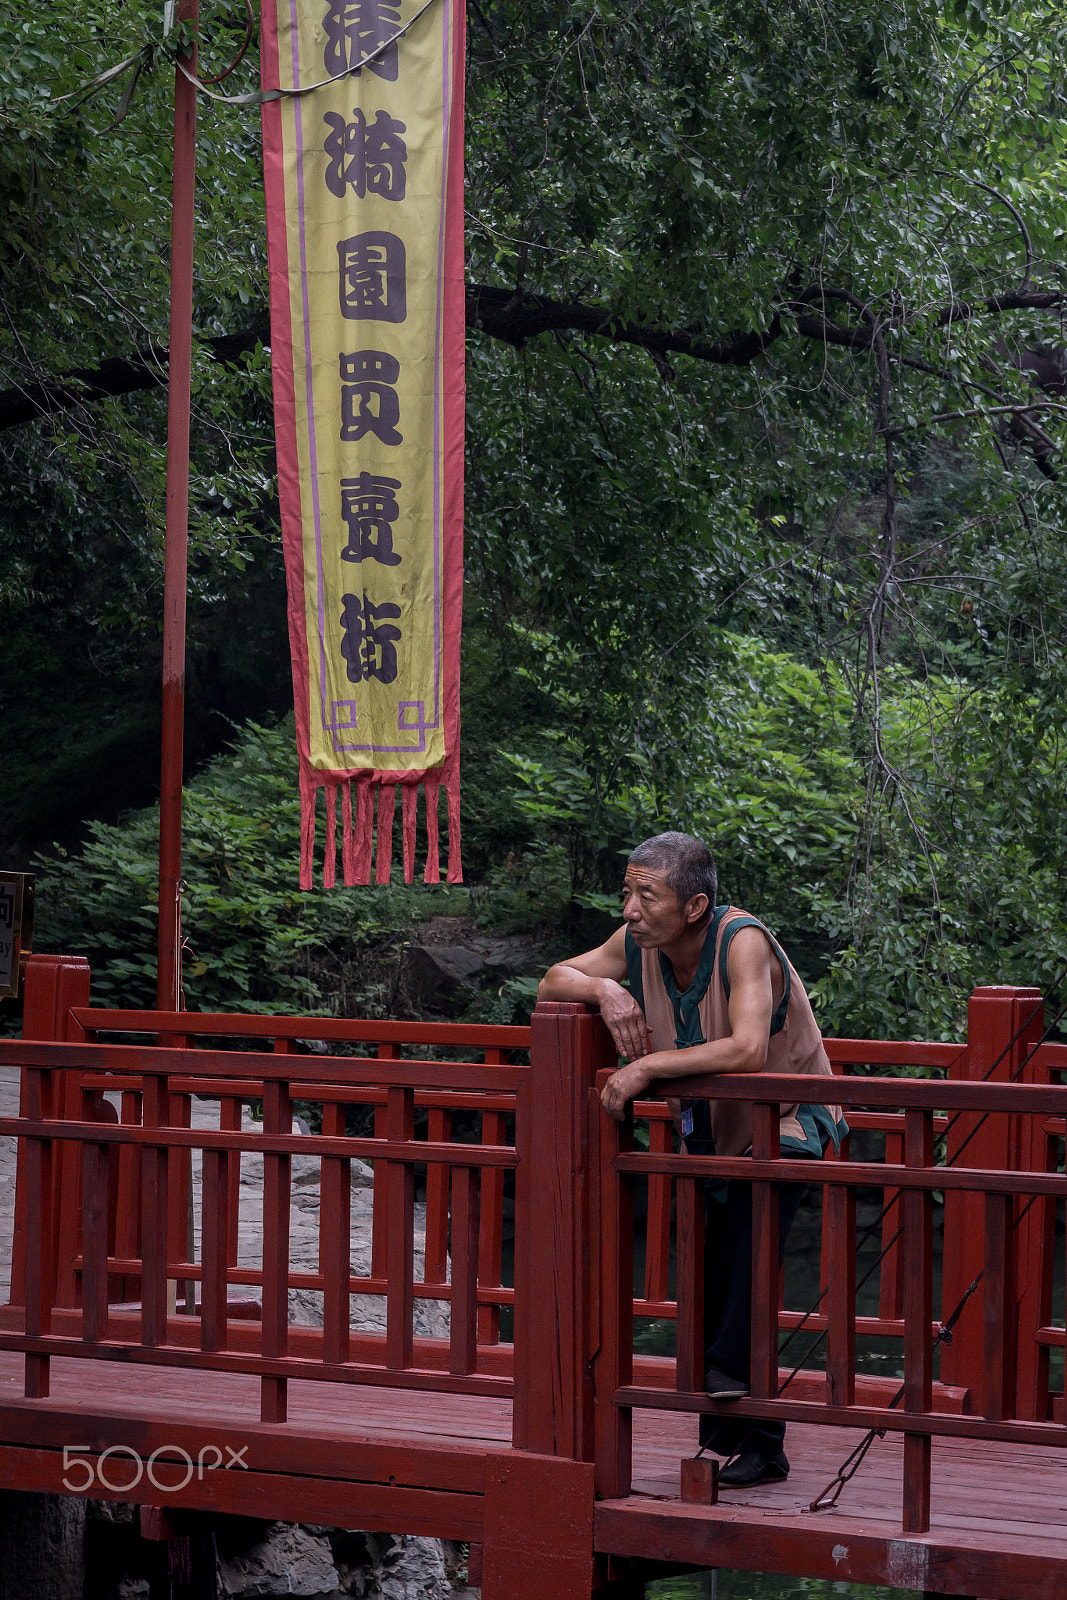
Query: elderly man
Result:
<box><xmin>538</xmin><ymin>830</ymin><xmax>845</xmax><ymax>1487</ymax></box>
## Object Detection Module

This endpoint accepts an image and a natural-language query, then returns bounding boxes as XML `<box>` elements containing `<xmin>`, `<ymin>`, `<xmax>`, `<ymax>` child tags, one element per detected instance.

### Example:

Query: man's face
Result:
<box><xmin>622</xmin><ymin>862</ymin><xmax>702</xmax><ymax>947</ymax></box>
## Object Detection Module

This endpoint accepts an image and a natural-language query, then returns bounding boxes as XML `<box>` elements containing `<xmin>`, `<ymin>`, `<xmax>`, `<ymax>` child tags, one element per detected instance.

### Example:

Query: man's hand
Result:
<box><xmin>595</xmin><ymin>979</ymin><xmax>651</xmax><ymax>1063</ymax></box>
<box><xmin>600</xmin><ymin>1058</ymin><xmax>654</xmax><ymax>1120</ymax></box>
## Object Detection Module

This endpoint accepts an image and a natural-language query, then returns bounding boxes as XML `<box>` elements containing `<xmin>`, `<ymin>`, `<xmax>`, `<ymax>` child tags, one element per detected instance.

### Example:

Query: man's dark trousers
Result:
<box><xmin>698</xmin><ymin>1176</ymin><xmax>810</xmax><ymax>1458</ymax></box>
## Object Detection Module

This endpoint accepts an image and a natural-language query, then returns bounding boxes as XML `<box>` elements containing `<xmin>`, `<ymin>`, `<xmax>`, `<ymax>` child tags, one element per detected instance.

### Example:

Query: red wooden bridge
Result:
<box><xmin>0</xmin><ymin>954</ymin><xmax>1065</xmax><ymax>1599</ymax></box>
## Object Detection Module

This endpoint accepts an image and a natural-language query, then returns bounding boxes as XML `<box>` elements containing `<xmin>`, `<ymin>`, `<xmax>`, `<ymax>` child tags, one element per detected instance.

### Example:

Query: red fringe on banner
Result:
<box><xmin>298</xmin><ymin>766</ymin><xmax>461</xmax><ymax>891</ymax></box>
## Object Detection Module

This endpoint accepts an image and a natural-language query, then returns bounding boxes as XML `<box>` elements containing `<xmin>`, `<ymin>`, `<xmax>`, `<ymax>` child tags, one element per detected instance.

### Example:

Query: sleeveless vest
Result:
<box><xmin>625</xmin><ymin>905</ymin><xmax>845</xmax><ymax>1160</ymax></box>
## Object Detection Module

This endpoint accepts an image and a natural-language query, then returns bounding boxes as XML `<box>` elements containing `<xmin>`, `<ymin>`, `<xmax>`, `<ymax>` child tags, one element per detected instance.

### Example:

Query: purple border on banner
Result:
<box><xmin>289</xmin><ymin>3</ymin><xmax>447</xmax><ymax>761</ymax></box>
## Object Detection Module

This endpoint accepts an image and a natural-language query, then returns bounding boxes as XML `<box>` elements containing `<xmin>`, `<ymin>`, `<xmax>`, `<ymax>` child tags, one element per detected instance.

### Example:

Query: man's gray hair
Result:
<box><xmin>629</xmin><ymin>832</ymin><xmax>718</xmax><ymax>910</ymax></box>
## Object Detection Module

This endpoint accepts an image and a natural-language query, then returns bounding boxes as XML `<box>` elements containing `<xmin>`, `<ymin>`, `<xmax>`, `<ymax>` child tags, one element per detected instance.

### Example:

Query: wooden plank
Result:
<box><xmin>424</xmin><ymin>1106</ymin><xmax>451</xmax><ymax>1286</ymax></box>
<box><xmin>0</xmin><ymin>1441</ymin><xmax>482</xmax><ymax>1541</ymax></box>
<box><xmin>260</xmin><ymin>1067</ymin><xmax>292</xmax><ymax>1423</ymax></box>
<box><xmin>0</xmin><ymin>1038</ymin><xmax>531</xmax><ymax>1093</ymax></box>
<box><xmin>983</xmin><ymin>1190</ymin><xmax>1015</xmax><ymax>1422</ymax></box>
<box><xmin>825</xmin><ymin>1181</ymin><xmax>855</xmax><ymax>1407</ymax></box>
<box><xmin>879</xmin><ymin>1131</ymin><xmax>905</xmax><ymax>1321</ymax></box>
<box><xmin>674</xmin><ymin>1176</ymin><xmax>703</xmax><ymax>1395</ymax></box>
<box><xmin>450</xmin><ymin>1166</ymin><xmax>480</xmax><ymax>1377</ymax></box>
<box><xmin>749</xmin><ymin>1103</ymin><xmax>779</xmax><ymax>1401</ymax></box>
<box><xmin>477</xmin><ymin>1107</ymin><xmax>506</xmax><ymax>1347</ymax></box>
<box><xmin>0</xmin><ymin>1399</ymin><xmax>491</xmax><ymax>1491</ymax></box>
<box><xmin>643</xmin><ymin>1118</ymin><xmax>672</xmax><ymax>1304</ymax></box>
<box><xmin>482</xmin><ymin>1452</ymin><xmax>594</xmax><ymax>1600</ymax></box>
<box><xmin>593</xmin><ymin>1097</ymin><xmax>633</xmax><ymax>1499</ymax></box>
<box><xmin>903</xmin><ymin>1108</ymin><xmax>933</xmax><ymax>1532</ymax></box>
<box><xmin>22</xmin><ymin>1067</ymin><xmax>54</xmax><ymax>1398</ymax></box>
<box><xmin>386</xmin><ymin>1085</ymin><xmax>415</xmax><ymax>1371</ymax></box>
<box><xmin>69</xmin><ymin>1006</ymin><xmax>531</xmax><ymax>1050</ymax></box>
<box><xmin>611</xmin><ymin>1151</ymin><xmax>1067</xmax><ymax>1198</ymax></box>
<box><xmin>321</xmin><ymin>1100</ymin><xmax>351</xmax><ymax>1366</ymax></box>
<box><xmin>139</xmin><ymin>1074</ymin><xmax>170</xmax><ymax>1348</ymax></box>
<box><xmin>594</xmin><ymin>1499</ymin><xmax>1067</xmax><ymax>1600</ymax></box>
<box><xmin>200</xmin><ymin>1144</ymin><xmax>229</xmax><ymax>1353</ymax></box>
<box><xmin>612</xmin><ymin>1388</ymin><xmax>1067</xmax><ymax>1447</ymax></box>
<box><xmin>0</xmin><ymin>1118</ymin><xmax>520</xmax><ymax>1171</ymax></box>
<box><xmin>80</xmin><ymin>1122</ymin><xmax>110</xmax><ymax>1346</ymax></box>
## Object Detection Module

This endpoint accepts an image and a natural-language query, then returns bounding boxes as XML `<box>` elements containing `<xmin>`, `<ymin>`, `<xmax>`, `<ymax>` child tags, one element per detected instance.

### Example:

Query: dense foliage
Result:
<box><xmin>3</xmin><ymin>0</ymin><xmax>1067</xmax><ymax>1038</ymax></box>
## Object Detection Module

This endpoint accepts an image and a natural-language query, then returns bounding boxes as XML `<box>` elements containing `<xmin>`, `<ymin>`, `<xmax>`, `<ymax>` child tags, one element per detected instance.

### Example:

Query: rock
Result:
<box><xmin>216</xmin><ymin>1520</ymin><xmax>341</xmax><ymax>1597</ymax></box>
<box><xmin>331</xmin><ymin>1533</ymin><xmax>451</xmax><ymax>1600</ymax></box>
<box><xmin>400</xmin><ymin>947</ymin><xmax>485</xmax><ymax>1007</ymax></box>
<box><xmin>0</xmin><ymin>1491</ymin><xmax>85</xmax><ymax>1600</ymax></box>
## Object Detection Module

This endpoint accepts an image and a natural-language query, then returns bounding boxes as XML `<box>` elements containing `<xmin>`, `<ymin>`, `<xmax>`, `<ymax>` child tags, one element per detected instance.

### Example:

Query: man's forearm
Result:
<box><xmin>641</xmin><ymin>1035</ymin><xmax>767</xmax><ymax>1082</ymax></box>
<box><xmin>537</xmin><ymin>963</ymin><xmax>612</xmax><ymax>1006</ymax></box>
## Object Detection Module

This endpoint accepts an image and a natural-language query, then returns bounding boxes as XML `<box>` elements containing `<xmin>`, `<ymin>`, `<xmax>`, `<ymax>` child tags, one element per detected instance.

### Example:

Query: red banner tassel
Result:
<box><xmin>354</xmin><ymin>777</ymin><xmax>374</xmax><ymax>885</ymax></box>
<box><xmin>423</xmin><ymin>777</ymin><xmax>441</xmax><ymax>883</ymax></box>
<box><xmin>341</xmin><ymin>780</ymin><xmax>356</xmax><ymax>886</ymax></box>
<box><xmin>323</xmin><ymin>784</ymin><xmax>338</xmax><ymax>889</ymax></box>
<box><xmin>445</xmin><ymin>771</ymin><xmax>462</xmax><ymax>884</ymax></box>
<box><xmin>401</xmin><ymin>783</ymin><xmax>418</xmax><ymax>884</ymax></box>
<box><xmin>299</xmin><ymin>768</ymin><xmax>318</xmax><ymax>892</ymax></box>
<box><xmin>375</xmin><ymin>784</ymin><xmax>396</xmax><ymax>885</ymax></box>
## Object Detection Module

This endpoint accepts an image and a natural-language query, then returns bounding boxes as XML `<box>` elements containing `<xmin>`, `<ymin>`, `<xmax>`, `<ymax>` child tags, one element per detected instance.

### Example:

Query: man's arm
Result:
<box><xmin>600</xmin><ymin>926</ymin><xmax>775</xmax><ymax>1119</ymax></box>
<box><xmin>538</xmin><ymin>927</ymin><xmax>651</xmax><ymax>1062</ymax></box>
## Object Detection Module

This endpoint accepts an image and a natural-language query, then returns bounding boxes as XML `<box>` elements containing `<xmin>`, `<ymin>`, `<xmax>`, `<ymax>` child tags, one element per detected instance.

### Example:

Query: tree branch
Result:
<box><xmin>1</xmin><ymin>281</ymin><xmax>1064</xmax><ymax>433</ymax></box>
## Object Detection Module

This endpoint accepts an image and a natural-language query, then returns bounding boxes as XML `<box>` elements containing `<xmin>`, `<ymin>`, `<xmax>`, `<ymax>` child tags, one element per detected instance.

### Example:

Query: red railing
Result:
<box><xmin>596</xmin><ymin>1065</ymin><xmax>1067</xmax><ymax>1533</ymax></box>
<box><xmin>2</xmin><ymin>961</ymin><xmax>1064</xmax><ymax>1541</ymax></box>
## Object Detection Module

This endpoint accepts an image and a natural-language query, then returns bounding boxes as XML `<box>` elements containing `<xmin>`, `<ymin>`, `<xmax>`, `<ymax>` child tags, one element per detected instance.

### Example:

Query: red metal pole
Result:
<box><xmin>157</xmin><ymin>3</ymin><xmax>199</xmax><ymax>1011</ymax></box>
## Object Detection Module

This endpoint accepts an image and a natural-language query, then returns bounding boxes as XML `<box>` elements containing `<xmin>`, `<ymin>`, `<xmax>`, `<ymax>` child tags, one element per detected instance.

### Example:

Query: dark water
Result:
<box><xmin>650</xmin><ymin>1571</ymin><xmax>919</xmax><ymax>1600</ymax></box>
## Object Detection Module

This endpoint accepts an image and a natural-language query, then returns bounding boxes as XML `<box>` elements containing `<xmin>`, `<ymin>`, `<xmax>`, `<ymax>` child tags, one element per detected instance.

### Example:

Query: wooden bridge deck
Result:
<box><xmin>0</xmin><ymin>1349</ymin><xmax>1063</xmax><ymax>1598</ymax></box>
<box><xmin>3</xmin><ymin>970</ymin><xmax>1067</xmax><ymax>1600</ymax></box>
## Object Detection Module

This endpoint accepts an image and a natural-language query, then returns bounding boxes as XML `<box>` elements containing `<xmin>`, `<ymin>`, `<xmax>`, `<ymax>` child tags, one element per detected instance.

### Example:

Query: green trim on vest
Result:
<box><xmin>624</xmin><ymin>926</ymin><xmax>645</xmax><ymax>1016</ymax></box>
<box><xmin>718</xmin><ymin>915</ymin><xmax>791</xmax><ymax>1036</ymax></box>
<box><xmin>780</xmin><ymin>1102</ymin><xmax>848</xmax><ymax>1157</ymax></box>
<box><xmin>656</xmin><ymin>907</ymin><xmax>728</xmax><ymax>1049</ymax></box>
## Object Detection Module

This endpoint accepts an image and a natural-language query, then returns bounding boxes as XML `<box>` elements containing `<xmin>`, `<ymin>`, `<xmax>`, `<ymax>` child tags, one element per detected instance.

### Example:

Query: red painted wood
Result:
<box><xmin>749</xmin><ymin>1102</ymin><xmax>780</xmax><ymax>1401</ymax></box>
<box><xmin>139</xmin><ymin>1074</ymin><xmax>170</xmax><ymax>1348</ymax></box>
<box><xmin>72</xmin><ymin>1006</ymin><xmax>531</xmax><ymax>1051</ymax></box>
<box><xmin>643</xmin><ymin>1117</ymin><xmax>672</xmax><ymax>1305</ymax></box>
<box><xmin>593</xmin><ymin>1095</ymin><xmax>633</xmax><ymax>1500</ymax></box>
<box><xmin>983</xmin><ymin>1190</ymin><xmax>1016</xmax><ymax>1421</ymax></box>
<box><xmin>826</xmin><ymin>1181</ymin><xmax>856</xmax><ymax>1407</ymax></box>
<box><xmin>902</xmin><ymin>1108</ymin><xmax>933</xmax><ymax>1533</ymax></box>
<box><xmin>481</xmin><ymin>1452</ymin><xmax>594</xmax><ymax>1600</ymax></box>
<box><xmin>386</xmin><ymin>1085</ymin><xmax>415</xmax><ymax>1371</ymax></box>
<box><xmin>449</xmin><ymin>1165</ymin><xmax>480</xmax><ymax>1376</ymax></box>
<box><xmin>941</xmin><ymin>986</ymin><xmax>1043</xmax><ymax>1413</ymax></box>
<box><xmin>476</xmin><ymin>1105</ymin><xmax>506</xmax><ymax>1347</ymax></box>
<box><xmin>200</xmin><ymin>1142</ymin><xmax>229</xmax><ymax>1354</ymax></box>
<box><xmin>321</xmin><ymin>1099</ymin><xmax>351</xmax><ymax>1366</ymax></box>
<box><xmin>595</xmin><ymin>1498</ymin><xmax>1067</xmax><ymax>1600</ymax></box>
<box><xmin>260</xmin><ymin>1072</ymin><xmax>291</xmax><ymax>1422</ymax></box>
<box><xmin>424</xmin><ymin>1105</ymin><xmax>451</xmax><ymax>1286</ymax></box>
<box><xmin>674</xmin><ymin>1176</ymin><xmax>703</xmax><ymax>1395</ymax></box>
<box><xmin>514</xmin><ymin>1004</ymin><xmax>605</xmax><ymax>1463</ymax></box>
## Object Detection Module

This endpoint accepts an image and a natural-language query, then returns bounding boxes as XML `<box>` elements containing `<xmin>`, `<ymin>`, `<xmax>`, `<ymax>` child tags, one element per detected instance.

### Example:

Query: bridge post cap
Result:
<box><xmin>969</xmin><ymin>984</ymin><xmax>1043</xmax><ymax>998</ymax></box>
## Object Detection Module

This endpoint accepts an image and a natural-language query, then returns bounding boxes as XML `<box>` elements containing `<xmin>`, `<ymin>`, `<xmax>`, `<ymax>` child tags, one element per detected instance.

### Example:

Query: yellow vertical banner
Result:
<box><xmin>261</xmin><ymin>0</ymin><xmax>464</xmax><ymax>886</ymax></box>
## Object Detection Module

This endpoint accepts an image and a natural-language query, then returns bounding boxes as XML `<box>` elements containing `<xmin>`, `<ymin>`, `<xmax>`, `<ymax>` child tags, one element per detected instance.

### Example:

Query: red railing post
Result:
<box><xmin>941</xmin><ymin>986</ymin><xmax>1043</xmax><ymax>1415</ymax></box>
<box><xmin>11</xmin><ymin>955</ymin><xmax>91</xmax><ymax>1313</ymax></box>
<box><xmin>513</xmin><ymin>1001</ymin><xmax>612</xmax><ymax>1460</ymax></box>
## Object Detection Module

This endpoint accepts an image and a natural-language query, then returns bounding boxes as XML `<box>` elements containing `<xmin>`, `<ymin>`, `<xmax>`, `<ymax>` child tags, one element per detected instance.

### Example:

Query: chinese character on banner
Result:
<box><xmin>339</xmin><ymin>350</ymin><xmax>403</xmax><ymax>444</ymax></box>
<box><xmin>337</xmin><ymin>232</ymin><xmax>407</xmax><ymax>322</ymax></box>
<box><xmin>340</xmin><ymin>592</ymin><xmax>403</xmax><ymax>683</ymax></box>
<box><xmin>340</xmin><ymin>474</ymin><xmax>402</xmax><ymax>565</ymax></box>
<box><xmin>322</xmin><ymin>0</ymin><xmax>402</xmax><ymax>80</ymax></box>
<box><xmin>324</xmin><ymin>109</ymin><xmax>408</xmax><ymax>201</ymax></box>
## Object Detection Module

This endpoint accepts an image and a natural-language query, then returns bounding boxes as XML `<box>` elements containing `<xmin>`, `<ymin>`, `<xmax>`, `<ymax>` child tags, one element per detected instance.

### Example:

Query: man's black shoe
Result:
<box><xmin>703</xmin><ymin>1363</ymin><xmax>749</xmax><ymax>1399</ymax></box>
<box><xmin>718</xmin><ymin>1450</ymin><xmax>790</xmax><ymax>1487</ymax></box>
